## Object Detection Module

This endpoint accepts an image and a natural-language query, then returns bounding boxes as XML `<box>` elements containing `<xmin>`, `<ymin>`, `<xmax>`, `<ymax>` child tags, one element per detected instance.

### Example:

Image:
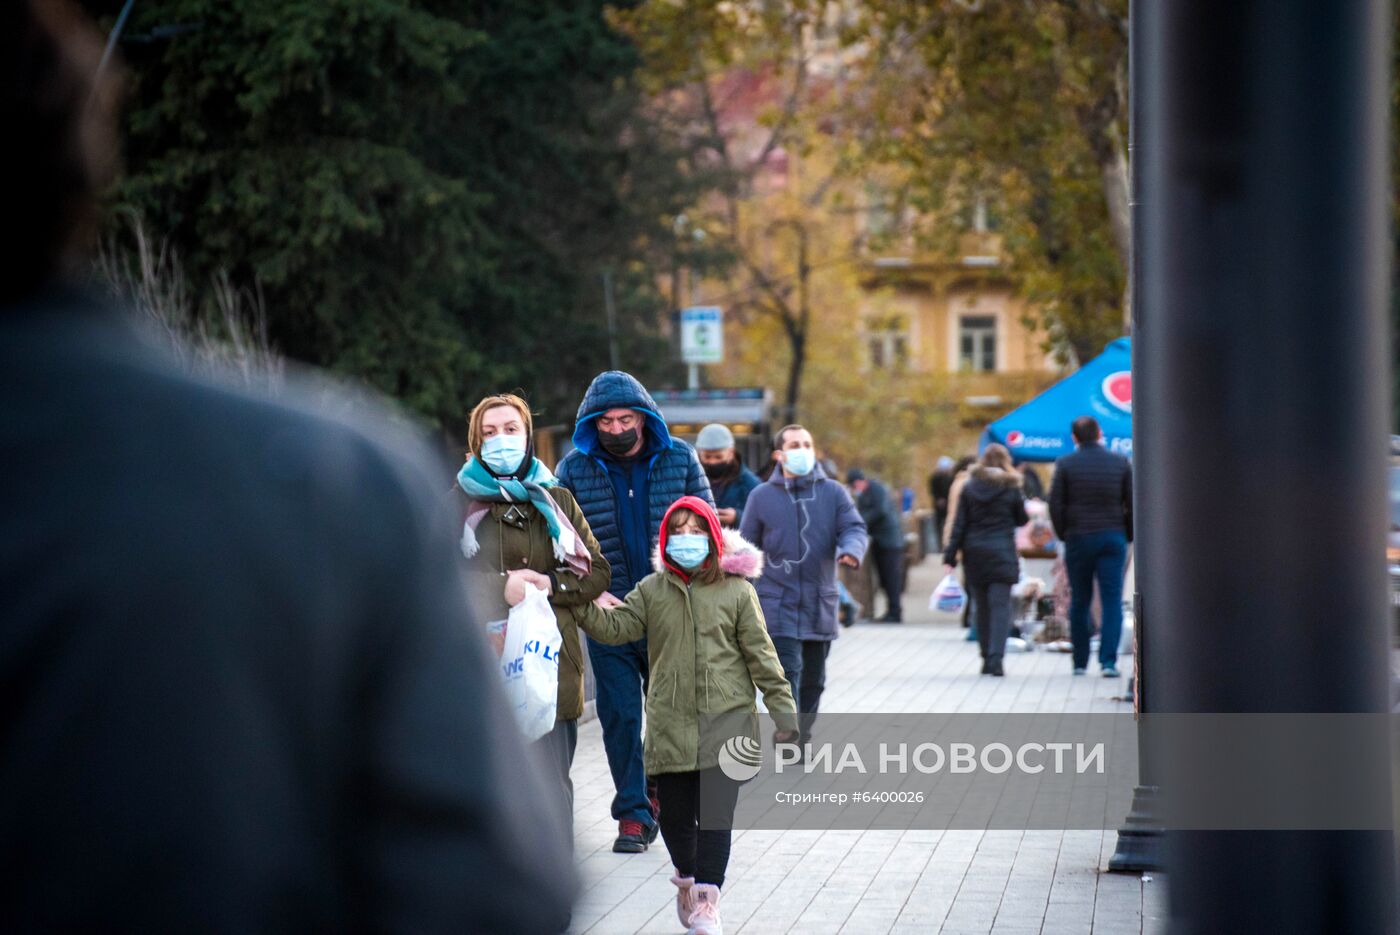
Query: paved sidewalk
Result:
<box><xmin>568</xmin><ymin>561</ymin><xmax>1167</xmax><ymax>934</ymax></box>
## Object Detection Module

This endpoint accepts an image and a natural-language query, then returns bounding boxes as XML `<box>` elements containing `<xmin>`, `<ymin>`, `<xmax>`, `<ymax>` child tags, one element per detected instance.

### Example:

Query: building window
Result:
<box><xmin>965</xmin><ymin>194</ymin><xmax>1001</xmax><ymax>233</ymax></box>
<box><xmin>865</xmin><ymin>182</ymin><xmax>898</xmax><ymax>240</ymax></box>
<box><xmin>867</xmin><ymin>314</ymin><xmax>910</xmax><ymax>370</ymax></box>
<box><xmin>958</xmin><ymin>314</ymin><xmax>998</xmax><ymax>372</ymax></box>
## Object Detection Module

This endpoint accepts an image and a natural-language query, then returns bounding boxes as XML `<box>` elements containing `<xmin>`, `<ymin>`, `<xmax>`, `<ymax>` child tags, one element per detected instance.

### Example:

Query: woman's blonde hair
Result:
<box><xmin>666</xmin><ymin>508</ymin><xmax>723</xmax><ymax>584</ymax></box>
<box><xmin>466</xmin><ymin>394</ymin><xmax>534</xmax><ymax>455</ymax></box>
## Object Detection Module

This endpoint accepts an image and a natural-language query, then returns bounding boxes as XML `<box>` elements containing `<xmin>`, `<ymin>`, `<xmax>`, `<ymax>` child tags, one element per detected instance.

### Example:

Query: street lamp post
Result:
<box><xmin>1108</xmin><ymin>0</ymin><xmax>1164</xmax><ymax>875</ymax></box>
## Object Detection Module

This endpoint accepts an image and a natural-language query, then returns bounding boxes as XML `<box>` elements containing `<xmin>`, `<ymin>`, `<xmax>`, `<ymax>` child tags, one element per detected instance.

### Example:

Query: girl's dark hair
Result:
<box><xmin>3</xmin><ymin>0</ymin><xmax>119</xmax><ymax>304</ymax></box>
<box><xmin>666</xmin><ymin>508</ymin><xmax>722</xmax><ymax>584</ymax></box>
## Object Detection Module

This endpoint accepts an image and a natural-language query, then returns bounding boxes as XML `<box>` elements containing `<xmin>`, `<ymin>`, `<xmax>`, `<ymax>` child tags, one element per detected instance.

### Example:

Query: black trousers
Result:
<box><xmin>968</xmin><ymin>582</ymin><xmax>1012</xmax><ymax>664</ymax></box>
<box><xmin>528</xmin><ymin>718</ymin><xmax>578</xmax><ymax>857</ymax></box>
<box><xmin>655</xmin><ymin>768</ymin><xmax>742</xmax><ymax>887</ymax></box>
<box><xmin>872</xmin><ymin>545</ymin><xmax>904</xmax><ymax>618</ymax></box>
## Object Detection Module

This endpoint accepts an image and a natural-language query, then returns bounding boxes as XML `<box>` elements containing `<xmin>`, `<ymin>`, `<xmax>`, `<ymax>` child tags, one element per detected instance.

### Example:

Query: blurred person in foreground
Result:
<box><xmin>0</xmin><ymin>3</ymin><xmax>573</xmax><ymax>931</ymax></box>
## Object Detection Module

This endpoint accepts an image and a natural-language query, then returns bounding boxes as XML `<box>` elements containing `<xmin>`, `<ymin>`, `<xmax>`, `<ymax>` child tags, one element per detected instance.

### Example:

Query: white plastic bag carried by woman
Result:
<box><xmin>929</xmin><ymin>573</ymin><xmax>968</xmax><ymax>615</ymax></box>
<box><xmin>499</xmin><ymin>583</ymin><xmax>561</xmax><ymax>741</ymax></box>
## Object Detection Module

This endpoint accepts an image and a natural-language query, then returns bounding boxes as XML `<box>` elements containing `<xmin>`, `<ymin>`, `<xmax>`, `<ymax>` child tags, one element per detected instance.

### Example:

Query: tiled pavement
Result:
<box><xmin>568</xmin><ymin>562</ymin><xmax>1167</xmax><ymax>934</ymax></box>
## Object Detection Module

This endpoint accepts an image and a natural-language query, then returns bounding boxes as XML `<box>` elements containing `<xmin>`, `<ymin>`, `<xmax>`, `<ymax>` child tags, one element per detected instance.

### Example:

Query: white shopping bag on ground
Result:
<box><xmin>930</xmin><ymin>573</ymin><xmax>968</xmax><ymax>615</ymax></box>
<box><xmin>499</xmin><ymin>583</ymin><xmax>561</xmax><ymax>742</ymax></box>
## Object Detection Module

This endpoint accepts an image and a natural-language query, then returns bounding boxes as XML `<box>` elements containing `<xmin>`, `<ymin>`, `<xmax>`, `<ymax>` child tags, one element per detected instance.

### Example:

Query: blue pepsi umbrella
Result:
<box><xmin>980</xmin><ymin>338</ymin><xmax>1133</xmax><ymax>462</ymax></box>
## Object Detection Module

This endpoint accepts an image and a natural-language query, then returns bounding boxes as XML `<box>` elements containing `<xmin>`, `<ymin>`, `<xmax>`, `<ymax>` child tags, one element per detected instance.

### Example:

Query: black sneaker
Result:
<box><xmin>613</xmin><ymin>820</ymin><xmax>649</xmax><ymax>853</ymax></box>
<box><xmin>839</xmin><ymin>603</ymin><xmax>856</xmax><ymax>627</ymax></box>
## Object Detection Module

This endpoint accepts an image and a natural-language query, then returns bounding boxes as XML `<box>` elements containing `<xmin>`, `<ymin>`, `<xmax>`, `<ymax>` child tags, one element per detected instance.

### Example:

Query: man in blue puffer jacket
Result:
<box><xmin>556</xmin><ymin>371</ymin><xmax>713</xmax><ymax>853</ymax></box>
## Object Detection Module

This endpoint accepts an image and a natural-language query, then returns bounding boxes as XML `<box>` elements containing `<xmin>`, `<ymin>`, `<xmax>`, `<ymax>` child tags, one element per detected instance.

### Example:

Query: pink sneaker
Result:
<box><xmin>687</xmin><ymin>883</ymin><xmax>723</xmax><ymax>935</ymax></box>
<box><xmin>669</xmin><ymin>868</ymin><xmax>696</xmax><ymax>928</ymax></box>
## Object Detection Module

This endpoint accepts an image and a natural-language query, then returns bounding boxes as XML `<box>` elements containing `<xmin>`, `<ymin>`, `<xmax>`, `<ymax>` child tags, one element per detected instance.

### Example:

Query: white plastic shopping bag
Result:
<box><xmin>499</xmin><ymin>583</ymin><xmax>561</xmax><ymax>742</ymax></box>
<box><xmin>929</xmin><ymin>573</ymin><xmax>968</xmax><ymax>615</ymax></box>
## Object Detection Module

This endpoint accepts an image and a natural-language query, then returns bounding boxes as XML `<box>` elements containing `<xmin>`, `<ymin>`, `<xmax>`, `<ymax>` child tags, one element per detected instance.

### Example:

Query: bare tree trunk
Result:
<box><xmin>1100</xmin><ymin>141</ymin><xmax>1132</xmax><ymax>334</ymax></box>
<box><xmin>783</xmin><ymin>224</ymin><xmax>812</xmax><ymax>422</ymax></box>
<box><xmin>784</xmin><ymin>331</ymin><xmax>806</xmax><ymax>422</ymax></box>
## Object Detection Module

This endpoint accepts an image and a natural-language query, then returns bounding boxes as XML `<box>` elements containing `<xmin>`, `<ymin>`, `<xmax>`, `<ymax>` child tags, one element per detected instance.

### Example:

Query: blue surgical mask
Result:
<box><xmin>666</xmin><ymin>533</ymin><xmax>711</xmax><ymax>569</ymax></box>
<box><xmin>783</xmin><ymin>448</ymin><xmax>815</xmax><ymax>476</ymax></box>
<box><xmin>479</xmin><ymin>434</ymin><xmax>527</xmax><ymax>475</ymax></box>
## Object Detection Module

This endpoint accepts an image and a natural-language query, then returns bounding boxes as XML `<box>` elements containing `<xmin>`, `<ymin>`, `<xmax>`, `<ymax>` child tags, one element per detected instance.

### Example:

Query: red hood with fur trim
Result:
<box><xmin>657</xmin><ymin>495</ymin><xmax>764</xmax><ymax>580</ymax></box>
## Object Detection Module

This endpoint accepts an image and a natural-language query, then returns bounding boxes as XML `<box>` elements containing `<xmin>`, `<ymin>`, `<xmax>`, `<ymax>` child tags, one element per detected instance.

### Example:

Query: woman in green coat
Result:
<box><xmin>509</xmin><ymin>495</ymin><xmax>794</xmax><ymax>935</ymax></box>
<box><xmin>457</xmin><ymin>393</ymin><xmax>610</xmax><ymax>842</ymax></box>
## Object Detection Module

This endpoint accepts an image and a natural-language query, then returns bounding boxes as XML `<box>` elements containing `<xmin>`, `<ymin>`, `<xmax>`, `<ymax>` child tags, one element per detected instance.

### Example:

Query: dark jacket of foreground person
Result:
<box><xmin>0</xmin><ymin>288</ymin><xmax>575</xmax><ymax>934</ymax></box>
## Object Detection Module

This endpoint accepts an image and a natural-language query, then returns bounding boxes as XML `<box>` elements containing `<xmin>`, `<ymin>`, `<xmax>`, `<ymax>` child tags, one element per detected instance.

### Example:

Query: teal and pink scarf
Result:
<box><xmin>457</xmin><ymin>456</ymin><xmax>591</xmax><ymax>577</ymax></box>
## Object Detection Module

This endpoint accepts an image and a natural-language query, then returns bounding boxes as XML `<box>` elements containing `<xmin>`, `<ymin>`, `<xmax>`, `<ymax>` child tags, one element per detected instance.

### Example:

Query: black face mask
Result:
<box><xmin>599</xmin><ymin>427</ymin><xmax>640</xmax><ymax>458</ymax></box>
<box><xmin>702</xmin><ymin>458</ymin><xmax>737</xmax><ymax>481</ymax></box>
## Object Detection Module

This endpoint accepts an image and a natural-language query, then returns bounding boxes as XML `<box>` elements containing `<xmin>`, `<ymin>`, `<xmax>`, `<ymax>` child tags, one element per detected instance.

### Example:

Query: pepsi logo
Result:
<box><xmin>1006</xmin><ymin>430</ymin><xmax>1025</xmax><ymax>447</ymax></box>
<box><xmin>1102</xmin><ymin>371</ymin><xmax>1132</xmax><ymax>413</ymax></box>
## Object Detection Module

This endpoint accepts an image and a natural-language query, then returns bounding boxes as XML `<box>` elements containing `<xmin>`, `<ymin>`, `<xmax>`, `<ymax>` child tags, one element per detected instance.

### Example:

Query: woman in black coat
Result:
<box><xmin>943</xmin><ymin>444</ymin><xmax>1028</xmax><ymax>676</ymax></box>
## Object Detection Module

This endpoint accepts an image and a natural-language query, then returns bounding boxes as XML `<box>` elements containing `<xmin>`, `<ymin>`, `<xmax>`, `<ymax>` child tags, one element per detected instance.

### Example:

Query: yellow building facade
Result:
<box><xmin>858</xmin><ymin>231</ymin><xmax>1062</xmax><ymax>437</ymax></box>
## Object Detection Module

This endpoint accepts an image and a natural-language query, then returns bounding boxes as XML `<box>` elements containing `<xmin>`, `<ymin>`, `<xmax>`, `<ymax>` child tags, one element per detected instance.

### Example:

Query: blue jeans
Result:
<box><xmin>1065</xmin><ymin>531</ymin><xmax>1128</xmax><ymax>669</ymax></box>
<box><xmin>587</xmin><ymin>636</ymin><xmax>656</xmax><ymax>828</ymax></box>
<box><xmin>771</xmin><ymin>637</ymin><xmax>831</xmax><ymax>740</ymax></box>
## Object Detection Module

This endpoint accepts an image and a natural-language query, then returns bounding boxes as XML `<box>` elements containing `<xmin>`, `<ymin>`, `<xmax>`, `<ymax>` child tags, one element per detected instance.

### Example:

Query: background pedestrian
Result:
<box><xmin>943</xmin><ymin>444</ymin><xmax>1029</xmax><ymax>676</ymax></box>
<box><xmin>847</xmin><ymin>468</ymin><xmax>905</xmax><ymax>622</ymax></box>
<box><xmin>1048</xmin><ymin>416</ymin><xmax>1133</xmax><ymax>676</ymax></box>
<box><xmin>929</xmin><ymin>456</ymin><xmax>957</xmax><ymax>552</ymax></box>
<box><xmin>943</xmin><ymin>454</ymin><xmax>979</xmax><ymax>638</ymax></box>
<box><xmin>541</xmin><ymin>497</ymin><xmax>795</xmax><ymax>935</ymax></box>
<box><xmin>455</xmin><ymin>393</ymin><xmax>611</xmax><ymax>850</ymax></box>
<box><xmin>555</xmin><ymin>371</ymin><xmax>713</xmax><ymax>853</ymax></box>
<box><xmin>694</xmin><ymin>422</ymin><xmax>761</xmax><ymax>528</ymax></box>
<box><xmin>741</xmin><ymin>425</ymin><xmax>867</xmax><ymax>745</ymax></box>
<box><xmin>1017</xmin><ymin>459</ymin><xmax>1046</xmax><ymax>500</ymax></box>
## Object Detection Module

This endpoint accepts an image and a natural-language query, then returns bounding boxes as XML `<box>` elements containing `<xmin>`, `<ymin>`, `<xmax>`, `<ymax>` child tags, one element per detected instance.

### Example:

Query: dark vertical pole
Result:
<box><xmin>1109</xmin><ymin>1</ymin><xmax>1164</xmax><ymax>874</ymax></box>
<box><xmin>602</xmin><ymin>270</ymin><xmax>621</xmax><ymax>372</ymax></box>
<box><xmin>1145</xmin><ymin>1</ymin><xmax>1396</xmax><ymax>931</ymax></box>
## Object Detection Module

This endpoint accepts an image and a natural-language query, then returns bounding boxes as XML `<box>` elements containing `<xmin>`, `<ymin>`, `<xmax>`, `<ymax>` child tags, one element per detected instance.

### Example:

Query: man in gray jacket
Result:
<box><xmin>741</xmin><ymin>425</ymin><xmax>868</xmax><ymax>743</ymax></box>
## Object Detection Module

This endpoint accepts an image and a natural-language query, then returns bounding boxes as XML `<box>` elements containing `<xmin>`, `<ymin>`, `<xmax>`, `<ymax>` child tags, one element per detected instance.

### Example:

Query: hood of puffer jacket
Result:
<box><xmin>570</xmin><ymin>370</ymin><xmax>672</xmax><ymax>457</ymax></box>
<box><xmin>652</xmin><ymin>496</ymin><xmax>765</xmax><ymax>580</ymax></box>
<box><xmin>968</xmin><ymin>464</ymin><xmax>1024</xmax><ymax>490</ymax></box>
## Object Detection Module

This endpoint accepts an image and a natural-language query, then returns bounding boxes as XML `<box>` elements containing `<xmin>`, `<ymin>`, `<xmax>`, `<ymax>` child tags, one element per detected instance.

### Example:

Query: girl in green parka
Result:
<box><xmin>508</xmin><ymin>495</ymin><xmax>796</xmax><ymax>935</ymax></box>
